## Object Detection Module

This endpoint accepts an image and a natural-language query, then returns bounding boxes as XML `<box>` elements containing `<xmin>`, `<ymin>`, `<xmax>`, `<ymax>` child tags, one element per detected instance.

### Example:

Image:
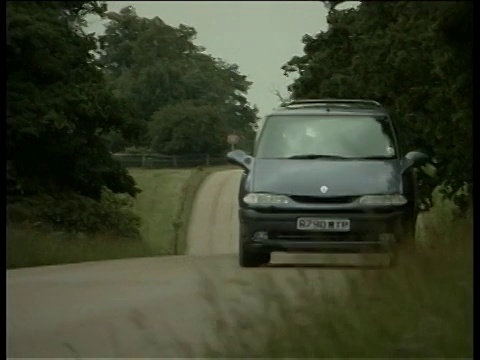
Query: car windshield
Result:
<box><xmin>255</xmin><ymin>115</ymin><xmax>397</xmax><ymax>159</ymax></box>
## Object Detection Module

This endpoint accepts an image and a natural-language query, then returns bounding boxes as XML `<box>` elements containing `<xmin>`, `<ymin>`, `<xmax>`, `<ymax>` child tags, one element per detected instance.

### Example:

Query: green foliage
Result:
<box><xmin>283</xmin><ymin>1</ymin><xmax>472</xmax><ymax>208</ymax></box>
<box><xmin>7</xmin><ymin>1</ymin><xmax>256</xmax><ymax>239</ymax></box>
<box><xmin>99</xmin><ymin>6</ymin><xmax>257</xmax><ymax>152</ymax></box>
<box><xmin>7</xmin><ymin>1</ymin><xmax>141</xmax><ymax>200</ymax></box>
<box><xmin>103</xmin><ymin>130</ymin><xmax>129</xmax><ymax>153</ymax></box>
<box><xmin>7</xmin><ymin>224</ymin><xmax>154</xmax><ymax>269</ymax></box>
<box><xmin>149</xmin><ymin>101</ymin><xmax>228</xmax><ymax>155</ymax></box>
<box><xmin>7</xmin><ymin>189</ymin><xmax>141</xmax><ymax>239</ymax></box>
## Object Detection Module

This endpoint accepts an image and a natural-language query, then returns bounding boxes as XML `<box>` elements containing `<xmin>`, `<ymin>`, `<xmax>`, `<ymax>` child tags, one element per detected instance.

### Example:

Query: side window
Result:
<box><xmin>253</xmin><ymin>124</ymin><xmax>265</xmax><ymax>156</ymax></box>
<box><xmin>388</xmin><ymin>115</ymin><xmax>405</xmax><ymax>157</ymax></box>
<box><xmin>253</xmin><ymin>116</ymin><xmax>271</xmax><ymax>156</ymax></box>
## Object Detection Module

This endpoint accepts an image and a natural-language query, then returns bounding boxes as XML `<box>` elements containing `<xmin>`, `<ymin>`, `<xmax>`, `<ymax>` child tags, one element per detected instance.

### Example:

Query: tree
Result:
<box><xmin>282</xmin><ymin>1</ymin><xmax>472</xmax><ymax>208</ymax></box>
<box><xmin>7</xmin><ymin>1</ymin><xmax>141</xmax><ymax>200</ymax></box>
<box><xmin>149</xmin><ymin>101</ymin><xmax>229</xmax><ymax>155</ymax></box>
<box><xmin>99</xmin><ymin>7</ymin><xmax>258</xmax><ymax>152</ymax></box>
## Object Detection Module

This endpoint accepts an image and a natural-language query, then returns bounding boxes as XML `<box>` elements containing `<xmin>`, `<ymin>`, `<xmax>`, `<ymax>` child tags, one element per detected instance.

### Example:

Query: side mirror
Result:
<box><xmin>401</xmin><ymin>151</ymin><xmax>430</xmax><ymax>173</ymax></box>
<box><xmin>226</xmin><ymin>150</ymin><xmax>253</xmax><ymax>171</ymax></box>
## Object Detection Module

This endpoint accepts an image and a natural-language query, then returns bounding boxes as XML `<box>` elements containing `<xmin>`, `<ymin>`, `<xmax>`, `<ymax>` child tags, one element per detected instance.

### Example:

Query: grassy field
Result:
<box><xmin>130</xmin><ymin>165</ymin><xmax>233</xmax><ymax>255</ymax></box>
<box><xmin>7</xmin><ymin>166</ymin><xmax>231</xmax><ymax>269</ymax></box>
<box><xmin>129</xmin><ymin>167</ymin><xmax>194</xmax><ymax>254</ymax></box>
<box><xmin>6</xmin><ymin>226</ymin><xmax>155</xmax><ymax>268</ymax></box>
<box><xmin>199</xmin><ymin>197</ymin><xmax>473</xmax><ymax>358</ymax></box>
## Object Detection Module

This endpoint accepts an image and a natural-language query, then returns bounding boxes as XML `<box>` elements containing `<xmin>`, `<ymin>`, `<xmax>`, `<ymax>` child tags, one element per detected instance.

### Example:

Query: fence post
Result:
<box><xmin>206</xmin><ymin>153</ymin><xmax>210</xmax><ymax>166</ymax></box>
<box><xmin>173</xmin><ymin>156</ymin><xmax>178</xmax><ymax>168</ymax></box>
<box><xmin>141</xmin><ymin>153</ymin><xmax>146</xmax><ymax>168</ymax></box>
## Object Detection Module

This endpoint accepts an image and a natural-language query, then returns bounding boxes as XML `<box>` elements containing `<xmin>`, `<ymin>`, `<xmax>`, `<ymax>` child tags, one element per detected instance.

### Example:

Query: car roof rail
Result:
<box><xmin>283</xmin><ymin>99</ymin><xmax>383</xmax><ymax>108</ymax></box>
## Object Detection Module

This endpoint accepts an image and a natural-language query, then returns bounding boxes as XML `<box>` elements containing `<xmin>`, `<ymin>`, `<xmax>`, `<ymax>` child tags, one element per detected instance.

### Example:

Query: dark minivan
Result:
<box><xmin>227</xmin><ymin>99</ymin><xmax>429</xmax><ymax>267</ymax></box>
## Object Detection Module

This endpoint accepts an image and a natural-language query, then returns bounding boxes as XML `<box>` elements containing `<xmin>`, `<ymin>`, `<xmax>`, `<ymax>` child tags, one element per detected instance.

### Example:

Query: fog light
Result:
<box><xmin>253</xmin><ymin>231</ymin><xmax>269</xmax><ymax>241</ymax></box>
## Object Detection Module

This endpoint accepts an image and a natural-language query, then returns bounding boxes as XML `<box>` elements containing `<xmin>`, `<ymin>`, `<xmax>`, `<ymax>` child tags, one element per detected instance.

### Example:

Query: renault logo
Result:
<box><xmin>320</xmin><ymin>186</ymin><xmax>328</xmax><ymax>193</ymax></box>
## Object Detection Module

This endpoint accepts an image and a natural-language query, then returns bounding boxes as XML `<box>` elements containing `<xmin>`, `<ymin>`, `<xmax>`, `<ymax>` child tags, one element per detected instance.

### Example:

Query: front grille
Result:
<box><xmin>290</xmin><ymin>195</ymin><xmax>358</xmax><ymax>204</ymax></box>
<box><xmin>254</xmin><ymin>208</ymin><xmax>398</xmax><ymax>214</ymax></box>
<box><xmin>269</xmin><ymin>231</ymin><xmax>370</xmax><ymax>241</ymax></box>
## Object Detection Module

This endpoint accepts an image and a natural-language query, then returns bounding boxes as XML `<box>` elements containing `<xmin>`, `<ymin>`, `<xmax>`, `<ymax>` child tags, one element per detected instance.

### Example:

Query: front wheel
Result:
<box><xmin>239</xmin><ymin>224</ymin><xmax>270</xmax><ymax>267</ymax></box>
<box><xmin>395</xmin><ymin>215</ymin><xmax>417</xmax><ymax>251</ymax></box>
<box><xmin>239</xmin><ymin>243</ymin><xmax>270</xmax><ymax>267</ymax></box>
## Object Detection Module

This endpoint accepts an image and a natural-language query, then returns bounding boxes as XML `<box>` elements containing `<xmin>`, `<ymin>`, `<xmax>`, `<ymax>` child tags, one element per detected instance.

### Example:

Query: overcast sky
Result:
<box><xmin>87</xmin><ymin>1</ymin><xmax>356</xmax><ymax>117</ymax></box>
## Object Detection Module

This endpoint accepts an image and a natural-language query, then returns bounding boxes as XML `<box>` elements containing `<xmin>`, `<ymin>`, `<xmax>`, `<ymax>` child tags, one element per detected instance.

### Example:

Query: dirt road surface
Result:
<box><xmin>7</xmin><ymin>169</ymin><xmax>379</xmax><ymax>358</ymax></box>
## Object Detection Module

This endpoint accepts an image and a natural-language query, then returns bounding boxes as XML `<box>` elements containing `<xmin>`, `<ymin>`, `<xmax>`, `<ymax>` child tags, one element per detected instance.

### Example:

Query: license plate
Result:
<box><xmin>296</xmin><ymin>218</ymin><xmax>351</xmax><ymax>232</ymax></box>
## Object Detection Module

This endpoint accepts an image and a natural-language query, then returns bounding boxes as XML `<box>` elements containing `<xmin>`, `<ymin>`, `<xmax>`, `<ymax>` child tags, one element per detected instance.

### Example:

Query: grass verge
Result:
<box><xmin>6</xmin><ymin>225</ymin><xmax>153</xmax><ymax>269</ymax></box>
<box><xmin>131</xmin><ymin>165</ymin><xmax>234</xmax><ymax>255</ymax></box>
<box><xmin>200</xmin><ymin>201</ymin><xmax>473</xmax><ymax>358</ymax></box>
<box><xmin>129</xmin><ymin>168</ymin><xmax>194</xmax><ymax>254</ymax></box>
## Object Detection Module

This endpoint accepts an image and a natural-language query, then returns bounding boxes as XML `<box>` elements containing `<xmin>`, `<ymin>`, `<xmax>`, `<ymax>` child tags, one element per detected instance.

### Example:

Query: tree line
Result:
<box><xmin>7</xmin><ymin>1</ymin><xmax>257</xmax><ymax>202</ymax></box>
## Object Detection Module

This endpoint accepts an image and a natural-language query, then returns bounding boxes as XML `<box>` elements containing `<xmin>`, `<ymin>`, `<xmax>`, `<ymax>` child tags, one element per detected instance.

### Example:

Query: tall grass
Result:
<box><xmin>129</xmin><ymin>168</ymin><xmax>194</xmax><ymax>254</ymax></box>
<box><xmin>6</xmin><ymin>224</ymin><xmax>154</xmax><ymax>269</ymax></box>
<box><xmin>200</xmin><ymin>203</ymin><xmax>473</xmax><ymax>358</ymax></box>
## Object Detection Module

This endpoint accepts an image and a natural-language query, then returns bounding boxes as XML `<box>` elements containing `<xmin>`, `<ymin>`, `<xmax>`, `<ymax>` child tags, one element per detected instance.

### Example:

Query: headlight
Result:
<box><xmin>357</xmin><ymin>195</ymin><xmax>407</xmax><ymax>206</ymax></box>
<box><xmin>243</xmin><ymin>193</ymin><xmax>291</xmax><ymax>206</ymax></box>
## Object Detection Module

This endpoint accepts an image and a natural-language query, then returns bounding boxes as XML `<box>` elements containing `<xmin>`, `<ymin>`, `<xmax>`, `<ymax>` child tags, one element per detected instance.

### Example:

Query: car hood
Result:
<box><xmin>251</xmin><ymin>158</ymin><xmax>403</xmax><ymax>197</ymax></box>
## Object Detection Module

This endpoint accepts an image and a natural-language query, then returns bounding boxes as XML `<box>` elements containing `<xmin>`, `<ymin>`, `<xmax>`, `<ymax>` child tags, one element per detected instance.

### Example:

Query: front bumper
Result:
<box><xmin>239</xmin><ymin>208</ymin><xmax>405</xmax><ymax>253</ymax></box>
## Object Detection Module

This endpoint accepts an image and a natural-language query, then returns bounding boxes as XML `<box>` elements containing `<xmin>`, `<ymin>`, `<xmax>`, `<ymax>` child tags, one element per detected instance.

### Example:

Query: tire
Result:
<box><xmin>238</xmin><ymin>224</ymin><xmax>271</xmax><ymax>267</ymax></box>
<box><xmin>239</xmin><ymin>242</ymin><xmax>270</xmax><ymax>267</ymax></box>
<box><xmin>378</xmin><ymin>233</ymin><xmax>397</xmax><ymax>267</ymax></box>
<box><xmin>387</xmin><ymin>250</ymin><xmax>398</xmax><ymax>267</ymax></box>
<box><xmin>395</xmin><ymin>214</ymin><xmax>417</xmax><ymax>252</ymax></box>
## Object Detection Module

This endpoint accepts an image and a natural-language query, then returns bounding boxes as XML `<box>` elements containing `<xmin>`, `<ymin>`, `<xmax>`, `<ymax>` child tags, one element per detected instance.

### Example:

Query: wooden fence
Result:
<box><xmin>112</xmin><ymin>153</ymin><xmax>228</xmax><ymax>169</ymax></box>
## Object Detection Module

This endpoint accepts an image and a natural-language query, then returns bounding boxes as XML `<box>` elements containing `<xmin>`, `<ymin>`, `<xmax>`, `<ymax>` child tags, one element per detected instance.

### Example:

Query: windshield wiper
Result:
<box><xmin>356</xmin><ymin>155</ymin><xmax>396</xmax><ymax>160</ymax></box>
<box><xmin>286</xmin><ymin>154</ymin><xmax>396</xmax><ymax>160</ymax></box>
<box><xmin>287</xmin><ymin>154</ymin><xmax>349</xmax><ymax>160</ymax></box>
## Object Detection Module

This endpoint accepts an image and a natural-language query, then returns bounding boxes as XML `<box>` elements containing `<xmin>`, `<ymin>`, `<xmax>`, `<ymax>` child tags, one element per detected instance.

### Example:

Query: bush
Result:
<box><xmin>7</xmin><ymin>188</ymin><xmax>141</xmax><ymax>239</ymax></box>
